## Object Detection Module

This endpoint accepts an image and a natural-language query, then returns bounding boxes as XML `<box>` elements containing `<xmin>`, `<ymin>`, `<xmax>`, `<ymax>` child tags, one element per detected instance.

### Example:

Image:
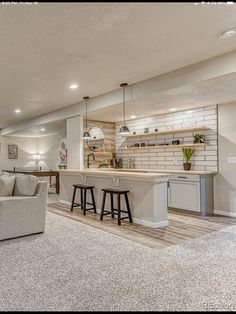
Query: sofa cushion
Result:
<box><xmin>14</xmin><ymin>175</ymin><xmax>39</xmax><ymax>196</ymax></box>
<box><xmin>0</xmin><ymin>175</ymin><xmax>15</xmax><ymax>196</ymax></box>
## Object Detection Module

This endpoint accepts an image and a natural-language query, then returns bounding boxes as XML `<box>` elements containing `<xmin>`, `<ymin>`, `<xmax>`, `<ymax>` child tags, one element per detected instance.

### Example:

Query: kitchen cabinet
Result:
<box><xmin>168</xmin><ymin>174</ymin><xmax>214</xmax><ymax>215</ymax></box>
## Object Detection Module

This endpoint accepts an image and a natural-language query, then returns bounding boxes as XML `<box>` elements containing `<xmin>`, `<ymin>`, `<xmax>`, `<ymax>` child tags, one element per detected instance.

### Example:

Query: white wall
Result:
<box><xmin>66</xmin><ymin>116</ymin><xmax>83</xmax><ymax>169</ymax></box>
<box><xmin>0</xmin><ymin>135</ymin><xmax>38</xmax><ymax>172</ymax></box>
<box><xmin>38</xmin><ymin>133</ymin><xmax>66</xmax><ymax>170</ymax></box>
<box><xmin>0</xmin><ymin>132</ymin><xmax>65</xmax><ymax>172</ymax></box>
<box><xmin>214</xmin><ymin>102</ymin><xmax>236</xmax><ymax>216</ymax></box>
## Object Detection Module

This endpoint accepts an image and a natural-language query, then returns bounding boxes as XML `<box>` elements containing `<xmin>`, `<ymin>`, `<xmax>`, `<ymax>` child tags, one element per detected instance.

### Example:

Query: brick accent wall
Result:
<box><xmin>116</xmin><ymin>105</ymin><xmax>218</xmax><ymax>171</ymax></box>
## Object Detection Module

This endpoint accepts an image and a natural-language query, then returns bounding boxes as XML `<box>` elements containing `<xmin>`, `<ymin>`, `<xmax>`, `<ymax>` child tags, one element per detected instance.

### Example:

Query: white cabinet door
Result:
<box><xmin>168</xmin><ymin>180</ymin><xmax>201</xmax><ymax>212</ymax></box>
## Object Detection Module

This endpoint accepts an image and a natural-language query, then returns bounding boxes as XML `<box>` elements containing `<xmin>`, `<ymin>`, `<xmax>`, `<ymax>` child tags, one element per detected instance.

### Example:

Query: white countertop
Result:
<box><xmin>115</xmin><ymin>168</ymin><xmax>218</xmax><ymax>175</ymax></box>
<box><xmin>59</xmin><ymin>168</ymin><xmax>217</xmax><ymax>176</ymax></box>
<box><xmin>59</xmin><ymin>169</ymin><xmax>171</xmax><ymax>182</ymax></box>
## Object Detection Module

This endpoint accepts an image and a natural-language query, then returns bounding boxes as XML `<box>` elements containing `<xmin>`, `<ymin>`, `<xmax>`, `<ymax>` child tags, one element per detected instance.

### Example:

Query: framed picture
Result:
<box><xmin>59</xmin><ymin>139</ymin><xmax>67</xmax><ymax>164</ymax></box>
<box><xmin>8</xmin><ymin>144</ymin><xmax>18</xmax><ymax>159</ymax></box>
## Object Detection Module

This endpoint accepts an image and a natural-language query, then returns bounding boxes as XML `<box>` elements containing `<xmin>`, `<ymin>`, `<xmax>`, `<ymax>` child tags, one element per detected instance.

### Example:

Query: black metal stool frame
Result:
<box><xmin>71</xmin><ymin>184</ymin><xmax>96</xmax><ymax>215</ymax></box>
<box><xmin>100</xmin><ymin>189</ymin><xmax>133</xmax><ymax>225</ymax></box>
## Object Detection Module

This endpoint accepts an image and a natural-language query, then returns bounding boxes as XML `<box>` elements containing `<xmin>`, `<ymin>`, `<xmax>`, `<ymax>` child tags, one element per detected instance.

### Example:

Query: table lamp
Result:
<box><xmin>33</xmin><ymin>154</ymin><xmax>41</xmax><ymax>169</ymax></box>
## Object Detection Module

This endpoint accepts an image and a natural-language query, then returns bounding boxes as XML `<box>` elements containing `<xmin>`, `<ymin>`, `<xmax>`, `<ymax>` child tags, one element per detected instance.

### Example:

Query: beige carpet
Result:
<box><xmin>0</xmin><ymin>211</ymin><xmax>235</xmax><ymax>311</ymax></box>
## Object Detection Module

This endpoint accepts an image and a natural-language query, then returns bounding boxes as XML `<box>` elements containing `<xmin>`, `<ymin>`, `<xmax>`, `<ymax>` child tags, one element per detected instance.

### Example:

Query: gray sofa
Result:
<box><xmin>0</xmin><ymin>180</ymin><xmax>48</xmax><ymax>241</ymax></box>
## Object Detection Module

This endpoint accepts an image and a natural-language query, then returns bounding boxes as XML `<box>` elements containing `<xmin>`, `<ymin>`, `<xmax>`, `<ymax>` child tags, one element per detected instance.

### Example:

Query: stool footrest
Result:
<box><xmin>72</xmin><ymin>203</ymin><xmax>82</xmax><ymax>207</ymax></box>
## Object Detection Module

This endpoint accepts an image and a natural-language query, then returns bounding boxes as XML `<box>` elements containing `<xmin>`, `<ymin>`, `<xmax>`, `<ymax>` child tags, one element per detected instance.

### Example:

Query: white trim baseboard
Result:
<box><xmin>132</xmin><ymin>218</ymin><xmax>169</xmax><ymax>228</ymax></box>
<box><xmin>58</xmin><ymin>200</ymin><xmax>169</xmax><ymax>228</ymax></box>
<box><xmin>214</xmin><ymin>210</ymin><xmax>236</xmax><ymax>218</ymax></box>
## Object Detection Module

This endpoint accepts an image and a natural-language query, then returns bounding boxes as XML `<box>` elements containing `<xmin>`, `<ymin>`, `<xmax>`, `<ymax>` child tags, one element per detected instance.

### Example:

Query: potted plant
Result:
<box><xmin>193</xmin><ymin>133</ymin><xmax>205</xmax><ymax>144</ymax></box>
<box><xmin>182</xmin><ymin>147</ymin><xmax>195</xmax><ymax>171</ymax></box>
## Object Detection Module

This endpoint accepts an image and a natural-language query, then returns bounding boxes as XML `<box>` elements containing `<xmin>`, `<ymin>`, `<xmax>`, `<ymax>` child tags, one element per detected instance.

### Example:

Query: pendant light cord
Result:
<box><xmin>123</xmin><ymin>85</ymin><xmax>126</xmax><ymax>126</ymax></box>
<box><xmin>85</xmin><ymin>98</ymin><xmax>88</xmax><ymax>130</ymax></box>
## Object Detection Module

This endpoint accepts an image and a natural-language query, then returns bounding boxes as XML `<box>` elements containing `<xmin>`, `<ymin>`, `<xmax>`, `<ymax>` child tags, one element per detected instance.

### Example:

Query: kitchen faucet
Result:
<box><xmin>87</xmin><ymin>153</ymin><xmax>95</xmax><ymax>168</ymax></box>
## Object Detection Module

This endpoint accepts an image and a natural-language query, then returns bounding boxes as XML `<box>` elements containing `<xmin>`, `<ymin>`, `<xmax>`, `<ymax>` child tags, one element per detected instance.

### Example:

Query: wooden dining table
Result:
<box><xmin>3</xmin><ymin>169</ymin><xmax>60</xmax><ymax>194</ymax></box>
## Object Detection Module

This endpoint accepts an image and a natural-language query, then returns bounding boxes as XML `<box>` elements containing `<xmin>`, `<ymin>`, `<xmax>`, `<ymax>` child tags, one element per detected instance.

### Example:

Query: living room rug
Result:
<box><xmin>0</xmin><ymin>211</ymin><xmax>235</xmax><ymax>311</ymax></box>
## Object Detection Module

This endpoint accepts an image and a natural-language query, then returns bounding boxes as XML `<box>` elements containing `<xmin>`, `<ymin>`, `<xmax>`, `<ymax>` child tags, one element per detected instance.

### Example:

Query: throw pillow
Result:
<box><xmin>14</xmin><ymin>175</ymin><xmax>39</xmax><ymax>196</ymax></box>
<box><xmin>0</xmin><ymin>175</ymin><xmax>16</xmax><ymax>196</ymax></box>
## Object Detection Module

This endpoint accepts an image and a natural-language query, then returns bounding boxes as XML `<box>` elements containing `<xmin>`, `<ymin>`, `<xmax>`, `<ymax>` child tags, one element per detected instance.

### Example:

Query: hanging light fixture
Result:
<box><xmin>119</xmin><ymin>83</ymin><xmax>130</xmax><ymax>135</ymax></box>
<box><xmin>83</xmin><ymin>96</ymin><xmax>91</xmax><ymax>140</ymax></box>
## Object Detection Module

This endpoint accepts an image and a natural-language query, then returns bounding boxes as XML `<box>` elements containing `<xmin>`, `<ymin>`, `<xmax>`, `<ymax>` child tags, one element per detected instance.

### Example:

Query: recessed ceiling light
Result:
<box><xmin>40</xmin><ymin>128</ymin><xmax>45</xmax><ymax>132</ymax></box>
<box><xmin>130</xmin><ymin>115</ymin><xmax>137</xmax><ymax>119</ymax></box>
<box><xmin>170</xmin><ymin>108</ymin><xmax>177</xmax><ymax>111</ymax></box>
<box><xmin>14</xmin><ymin>109</ymin><xmax>21</xmax><ymax>113</ymax></box>
<box><xmin>69</xmin><ymin>83</ymin><xmax>79</xmax><ymax>89</ymax></box>
<box><xmin>218</xmin><ymin>28</ymin><xmax>236</xmax><ymax>40</ymax></box>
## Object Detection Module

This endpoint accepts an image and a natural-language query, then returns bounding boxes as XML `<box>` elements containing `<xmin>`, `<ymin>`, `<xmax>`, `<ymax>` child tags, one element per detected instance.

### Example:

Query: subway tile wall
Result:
<box><xmin>116</xmin><ymin>105</ymin><xmax>218</xmax><ymax>171</ymax></box>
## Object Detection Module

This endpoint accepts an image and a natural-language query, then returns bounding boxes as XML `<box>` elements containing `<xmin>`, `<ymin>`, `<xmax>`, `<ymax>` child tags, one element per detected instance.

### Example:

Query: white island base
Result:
<box><xmin>59</xmin><ymin>170</ymin><xmax>170</xmax><ymax>228</ymax></box>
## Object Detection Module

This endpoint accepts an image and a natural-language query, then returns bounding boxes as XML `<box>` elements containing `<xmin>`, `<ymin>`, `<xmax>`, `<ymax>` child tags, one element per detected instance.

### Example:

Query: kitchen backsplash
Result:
<box><xmin>116</xmin><ymin>105</ymin><xmax>218</xmax><ymax>171</ymax></box>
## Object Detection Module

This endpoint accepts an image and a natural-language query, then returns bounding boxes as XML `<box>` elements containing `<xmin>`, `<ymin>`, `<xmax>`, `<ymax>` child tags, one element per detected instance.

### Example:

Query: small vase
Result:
<box><xmin>183</xmin><ymin>163</ymin><xmax>191</xmax><ymax>171</ymax></box>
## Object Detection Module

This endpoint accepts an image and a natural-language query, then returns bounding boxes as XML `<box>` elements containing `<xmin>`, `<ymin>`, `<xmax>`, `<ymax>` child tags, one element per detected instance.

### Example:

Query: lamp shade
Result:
<box><xmin>83</xmin><ymin>131</ymin><xmax>91</xmax><ymax>140</ymax></box>
<box><xmin>33</xmin><ymin>154</ymin><xmax>41</xmax><ymax>160</ymax></box>
<box><xmin>119</xmin><ymin>125</ymin><xmax>130</xmax><ymax>135</ymax></box>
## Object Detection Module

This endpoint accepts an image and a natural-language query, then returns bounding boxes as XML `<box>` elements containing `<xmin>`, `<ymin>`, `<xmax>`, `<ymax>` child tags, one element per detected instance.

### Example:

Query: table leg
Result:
<box><xmin>56</xmin><ymin>174</ymin><xmax>60</xmax><ymax>194</ymax></box>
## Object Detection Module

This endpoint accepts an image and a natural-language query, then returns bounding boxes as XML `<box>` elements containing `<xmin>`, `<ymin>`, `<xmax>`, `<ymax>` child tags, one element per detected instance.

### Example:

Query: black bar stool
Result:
<box><xmin>100</xmin><ymin>188</ymin><xmax>132</xmax><ymax>225</ymax></box>
<box><xmin>71</xmin><ymin>184</ymin><xmax>96</xmax><ymax>215</ymax></box>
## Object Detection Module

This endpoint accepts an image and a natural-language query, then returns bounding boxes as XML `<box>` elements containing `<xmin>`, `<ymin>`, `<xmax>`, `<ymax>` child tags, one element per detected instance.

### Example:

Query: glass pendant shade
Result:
<box><xmin>119</xmin><ymin>83</ymin><xmax>130</xmax><ymax>135</ymax></box>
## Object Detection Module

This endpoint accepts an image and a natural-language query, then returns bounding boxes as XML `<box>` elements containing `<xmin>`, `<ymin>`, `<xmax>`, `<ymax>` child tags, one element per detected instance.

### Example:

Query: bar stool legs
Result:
<box><xmin>100</xmin><ymin>191</ymin><xmax>107</xmax><ymax>221</ymax></box>
<box><xmin>71</xmin><ymin>186</ymin><xmax>77</xmax><ymax>211</ymax></box>
<box><xmin>125</xmin><ymin>193</ymin><xmax>133</xmax><ymax>223</ymax></box>
<box><xmin>100</xmin><ymin>189</ymin><xmax>132</xmax><ymax>225</ymax></box>
<box><xmin>71</xmin><ymin>184</ymin><xmax>96</xmax><ymax>215</ymax></box>
<box><xmin>91</xmin><ymin>188</ymin><xmax>97</xmax><ymax>214</ymax></box>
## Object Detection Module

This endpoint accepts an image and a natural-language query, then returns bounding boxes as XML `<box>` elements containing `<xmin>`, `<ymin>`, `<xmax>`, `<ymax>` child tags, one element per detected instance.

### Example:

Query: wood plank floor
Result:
<box><xmin>48</xmin><ymin>203</ymin><xmax>236</xmax><ymax>250</ymax></box>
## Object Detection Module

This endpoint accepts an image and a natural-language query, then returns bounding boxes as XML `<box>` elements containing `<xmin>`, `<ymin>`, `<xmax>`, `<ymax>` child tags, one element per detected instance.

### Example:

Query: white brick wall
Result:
<box><xmin>116</xmin><ymin>105</ymin><xmax>218</xmax><ymax>171</ymax></box>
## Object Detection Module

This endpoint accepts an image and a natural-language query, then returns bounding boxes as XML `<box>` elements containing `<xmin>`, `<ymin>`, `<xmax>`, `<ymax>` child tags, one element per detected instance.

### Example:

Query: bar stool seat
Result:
<box><xmin>100</xmin><ymin>188</ymin><xmax>132</xmax><ymax>225</ymax></box>
<box><xmin>71</xmin><ymin>184</ymin><xmax>96</xmax><ymax>215</ymax></box>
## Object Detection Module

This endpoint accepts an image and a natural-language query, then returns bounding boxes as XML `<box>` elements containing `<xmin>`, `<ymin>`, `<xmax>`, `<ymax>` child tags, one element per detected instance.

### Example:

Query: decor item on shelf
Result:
<box><xmin>144</xmin><ymin>127</ymin><xmax>149</xmax><ymax>133</ymax></box>
<box><xmin>141</xmin><ymin>143</ymin><xmax>146</xmax><ymax>147</ymax></box>
<box><xmin>193</xmin><ymin>133</ymin><xmax>205</xmax><ymax>144</ymax></box>
<box><xmin>119</xmin><ymin>83</ymin><xmax>130</xmax><ymax>135</ymax></box>
<box><xmin>99</xmin><ymin>161</ymin><xmax>109</xmax><ymax>168</ymax></box>
<box><xmin>172</xmin><ymin>140</ymin><xmax>180</xmax><ymax>145</ymax></box>
<box><xmin>148</xmin><ymin>144</ymin><xmax>155</xmax><ymax>146</ymax></box>
<box><xmin>133</xmin><ymin>131</ymin><xmax>136</xmax><ymax>135</ymax></box>
<box><xmin>117</xmin><ymin>158</ymin><xmax>123</xmax><ymax>168</ymax></box>
<box><xmin>58</xmin><ymin>164</ymin><xmax>67</xmax><ymax>169</ymax></box>
<box><xmin>8</xmin><ymin>144</ymin><xmax>18</xmax><ymax>159</ymax></box>
<box><xmin>155</xmin><ymin>128</ymin><xmax>158</xmax><ymax>132</ymax></box>
<box><xmin>134</xmin><ymin>143</ymin><xmax>140</xmax><ymax>147</ymax></box>
<box><xmin>127</xmin><ymin>158</ymin><xmax>135</xmax><ymax>168</ymax></box>
<box><xmin>83</xmin><ymin>96</ymin><xmax>91</xmax><ymax>140</ymax></box>
<box><xmin>182</xmin><ymin>147</ymin><xmax>195</xmax><ymax>171</ymax></box>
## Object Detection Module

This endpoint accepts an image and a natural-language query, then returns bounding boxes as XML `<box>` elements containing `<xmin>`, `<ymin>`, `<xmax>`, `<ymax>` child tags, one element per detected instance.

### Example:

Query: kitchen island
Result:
<box><xmin>59</xmin><ymin>169</ymin><xmax>171</xmax><ymax>228</ymax></box>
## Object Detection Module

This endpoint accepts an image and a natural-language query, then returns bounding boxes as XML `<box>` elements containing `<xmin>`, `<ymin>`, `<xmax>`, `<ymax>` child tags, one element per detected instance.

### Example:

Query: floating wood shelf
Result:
<box><xmin>123</xmin><ymin>126</ymin><xmax>209</xmax><ymax>138</ymax></box>
<box><xmin>122</xmin><ymin>143</ymin><xmax>207</xmax><ymax>151</ymax></box>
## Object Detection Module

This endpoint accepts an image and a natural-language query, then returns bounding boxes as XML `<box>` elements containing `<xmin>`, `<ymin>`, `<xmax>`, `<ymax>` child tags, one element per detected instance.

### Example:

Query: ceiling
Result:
<box><xmin>1</xmin><ymin>2</ymin><xmax>236</xmax><ymax>128</ymax></box>
<box><xmin>7</xmin><ymin>119</ymin><xmax>66</xmax><ymax>138</ymax></box>
<box><xmin>89</xmin><ymin>72</ymin><xmax>236</xmax><ymax>122</ymax></box>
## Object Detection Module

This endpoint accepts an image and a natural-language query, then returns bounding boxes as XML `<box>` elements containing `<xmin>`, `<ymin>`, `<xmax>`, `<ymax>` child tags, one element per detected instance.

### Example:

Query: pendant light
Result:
<box><xmin>83</xmin><ymin>96</ymin><xmax>91</xmax><ymax>140</ymax></box>
<box><xmin>119</xmin><ymin>83</ymin><xmax>130</xmax><ymax>135</ymax></box>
